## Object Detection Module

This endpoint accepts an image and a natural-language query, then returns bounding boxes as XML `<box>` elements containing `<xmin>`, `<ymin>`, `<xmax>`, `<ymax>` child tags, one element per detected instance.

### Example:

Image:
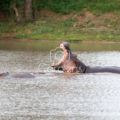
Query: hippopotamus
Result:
<box><xmin>52</xmin><ymin>42</ymin><xmax>120</xmax><ymax>74</ymax></box>
<box><xmin>0</xmin><ymin>72</ymin><xmax>45</xmax><ymax>79</ymax></box>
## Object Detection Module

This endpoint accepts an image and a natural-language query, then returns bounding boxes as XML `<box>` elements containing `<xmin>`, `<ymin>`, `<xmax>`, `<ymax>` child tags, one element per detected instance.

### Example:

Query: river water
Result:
<box><xmin>0</xmin><ymin>41</ymin><xmax>120</xmax><ymax>120</ymax></box>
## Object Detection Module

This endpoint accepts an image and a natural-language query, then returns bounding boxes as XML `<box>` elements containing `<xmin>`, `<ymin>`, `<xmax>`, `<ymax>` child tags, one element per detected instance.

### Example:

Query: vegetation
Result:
<box><xmin>1</xmin><ymin>0</ymin><xmax>120</xmax><ymax>20</ymax></box>
<box><xmin>0</xmin><ymin>0</ymin><xmax>120</xmax><ymax>41</ymax></box>
<box><xmin>1</xmin><ymin>14</ymin><xmax>120</xmax><ymax>41</ymax></box>
<box><xmin>34</xmin><ymin>0</ymin><xmax>120</xmax><ymax>14</ymax></box>
<box><xmin>0</xmin><ymin>0</ymin><xmax>33</xmax><ymax>22</ymax></box>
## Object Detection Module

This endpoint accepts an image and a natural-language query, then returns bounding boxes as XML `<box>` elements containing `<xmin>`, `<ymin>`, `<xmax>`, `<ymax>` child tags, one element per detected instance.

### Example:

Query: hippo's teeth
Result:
<box><xmin>53</xmin><ymin>63</ymin><xmax>55</xmax><ymax>65</ymax></box>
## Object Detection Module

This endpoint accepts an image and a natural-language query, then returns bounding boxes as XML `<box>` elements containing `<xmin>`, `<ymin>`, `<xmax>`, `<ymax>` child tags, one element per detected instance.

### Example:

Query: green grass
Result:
<box><xmin>11</xmin><ymin>18</ymin><xmax>120</xmax><ymax>41</ymax></box>
<box><xmin>0</xmin><ymin>22</ymin><xmax>13</xmax><ymax>35</ymax></box>
<box><xmin>56</xmin><ymin>18</ymin><xmax>77</xmax><ymax>27</ymax></box>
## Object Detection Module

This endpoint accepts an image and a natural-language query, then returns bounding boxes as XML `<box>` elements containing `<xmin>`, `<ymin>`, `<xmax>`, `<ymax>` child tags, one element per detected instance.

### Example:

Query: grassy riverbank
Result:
<box><xmin>1</xmin><ymin>0</ymin><xmax>120</xmax><ymax>41</ymax></box>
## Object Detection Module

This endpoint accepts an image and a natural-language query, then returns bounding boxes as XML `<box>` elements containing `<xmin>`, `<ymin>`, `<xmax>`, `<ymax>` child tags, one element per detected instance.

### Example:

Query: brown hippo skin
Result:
<box><xmin>0</xmin><ymin>72</ymin><xmax>45</xmax><ymax>79</ymax></box>
<box><xmin>52</xmin><ymin>42</ymin><xmax>87</xmax><ymax>73</ymax></box>
<box><xmin>52</xmin><ymin>42</ymin><xmax>120</xmax><ymax>74</ymax></box>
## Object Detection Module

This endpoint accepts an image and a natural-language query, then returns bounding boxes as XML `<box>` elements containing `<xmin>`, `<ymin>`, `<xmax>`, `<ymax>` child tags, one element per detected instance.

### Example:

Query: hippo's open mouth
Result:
<box><xmin>56</xmin><ymin>43</ymin><xmax>68</xmax><ymax>64</ymax></box>
<box><xmin>51</xmin><ymin>44</ymin><xmax>67</xmax><ymax>70</ymax></box>
<box><xmin>52</xmin><ymin>42</ymin><xmax>78</xmax><ymax>72</ymax></box>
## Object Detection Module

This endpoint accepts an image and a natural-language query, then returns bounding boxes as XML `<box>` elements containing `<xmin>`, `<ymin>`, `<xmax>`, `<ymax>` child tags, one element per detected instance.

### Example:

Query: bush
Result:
<box><xmin>34</xmin><ymin>0</ymin><xmax>88</xmax><ymax>14</ymax></box>
<box><xmin>0</xmin><ymin>0</ymin><xmax>24</xmax><ymax>11</ymax></box>
<box><xmin>33</xmin><ymin>0</ymin><xmax>120</xmax><ymax>14</ymax></box>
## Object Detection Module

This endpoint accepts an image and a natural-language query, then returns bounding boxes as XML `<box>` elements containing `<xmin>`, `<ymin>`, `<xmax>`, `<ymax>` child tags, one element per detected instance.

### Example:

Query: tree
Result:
<box><xmin>12</xmin><ymin>1</ymin><xmax>21</xmax><ymax>23</ymax></box>
<box><xmin>25</xmin><ymin>0</ymin><xmax>33</xmax><ymax>22</ymax></box>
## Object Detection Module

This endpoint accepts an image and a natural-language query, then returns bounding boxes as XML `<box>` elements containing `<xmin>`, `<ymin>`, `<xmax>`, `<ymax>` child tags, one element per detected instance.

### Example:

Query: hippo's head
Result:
<box><xmin>52</xmin><ymin>42</ymin><xmax>78</xmax><ymax>72</ymax></box>
<box><xmin>60</xmin><ymin>42</ymin><xmax>72</xmax><ymax>53</ymax></box>
<box><xmin>1</xmin><ymin>72</ymin><xmax>9</xmax><ymax>77</ymax></box>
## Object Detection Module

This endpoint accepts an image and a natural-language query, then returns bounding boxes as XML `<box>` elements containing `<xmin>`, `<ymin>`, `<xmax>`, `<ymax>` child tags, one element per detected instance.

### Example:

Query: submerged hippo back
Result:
<box><xmin>11</xmin><ymin>73</ymin><xmax>35</xmax><ymax>79</ymax></box>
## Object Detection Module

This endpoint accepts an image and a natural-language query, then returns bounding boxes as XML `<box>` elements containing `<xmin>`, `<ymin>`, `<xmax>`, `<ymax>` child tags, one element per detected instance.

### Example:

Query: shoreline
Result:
<box><xmin>0</xmin><ymin>37</ymin><xmax>120</xmax><ymax>44</ymax></box>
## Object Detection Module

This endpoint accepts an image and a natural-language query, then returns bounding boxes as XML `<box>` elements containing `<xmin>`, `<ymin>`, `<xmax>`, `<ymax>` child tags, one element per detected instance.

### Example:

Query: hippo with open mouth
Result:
<box><xmin>52</xmin><ymin>42</ymin><xmax>120</xmax><ymax>74</ymax></box>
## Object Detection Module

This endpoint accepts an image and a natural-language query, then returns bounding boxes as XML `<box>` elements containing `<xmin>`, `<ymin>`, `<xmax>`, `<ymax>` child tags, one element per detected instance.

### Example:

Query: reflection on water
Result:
<box><xmin>0</xmin><ymin>40</ymin><xmax>120</xmax><ymax>119</ymax></box>
<box><xmin>1</xmin><ymin>40</ymin><xmax>120</xmax><ymax>51</ymax></box>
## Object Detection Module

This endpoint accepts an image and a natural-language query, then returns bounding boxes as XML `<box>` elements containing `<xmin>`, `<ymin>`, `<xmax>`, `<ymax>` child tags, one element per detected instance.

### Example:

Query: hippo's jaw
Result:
<box><xmin>57</xmin><ymin>48</ymin><xmax>69</xmax><ymax>65</ymax></box>
<box><xmin>52</xmin><ymin>48</ymin><xmax>69</xmax><ymax>71</ymax></box>
<box><xmin>60</xmin><ymin>43</ymin><xmax>68</xmax><ymax>55</ymax></box>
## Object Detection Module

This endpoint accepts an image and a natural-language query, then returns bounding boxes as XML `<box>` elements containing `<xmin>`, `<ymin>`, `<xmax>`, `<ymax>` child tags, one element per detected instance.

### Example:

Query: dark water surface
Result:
<box><xmin>0</xmin><ymin>41</ymin><xmax>120</xmax><ymax>120</ymax></box>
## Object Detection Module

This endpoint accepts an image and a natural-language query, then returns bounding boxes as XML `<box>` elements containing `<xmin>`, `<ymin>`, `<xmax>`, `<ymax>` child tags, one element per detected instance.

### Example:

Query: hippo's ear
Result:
<box><xmin>72</xmin><ymin>53</ymin><xmax>77</xmax><ymax>57</ymax></box>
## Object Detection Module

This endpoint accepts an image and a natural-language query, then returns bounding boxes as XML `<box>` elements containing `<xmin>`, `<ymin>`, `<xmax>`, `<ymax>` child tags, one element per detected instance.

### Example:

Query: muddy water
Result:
<box><xmin>0</xmin><ymin>41</ymin><xmax>120</xmax><ymax>120</ymax></box>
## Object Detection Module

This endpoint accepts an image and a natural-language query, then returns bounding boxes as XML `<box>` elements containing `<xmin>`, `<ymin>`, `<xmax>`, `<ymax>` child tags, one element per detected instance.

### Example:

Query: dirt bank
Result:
<box><xmin>1</xmin><ymin>37</ymin><xmax>120</xmax><ymax>44</ymax></box>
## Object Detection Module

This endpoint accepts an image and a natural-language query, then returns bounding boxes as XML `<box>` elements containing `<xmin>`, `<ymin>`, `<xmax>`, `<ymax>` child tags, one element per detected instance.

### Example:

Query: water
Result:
<box><xmin>0</xmin><ymin>41</ymin><xmax>120</xmax><ymax>120</ymax></box>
